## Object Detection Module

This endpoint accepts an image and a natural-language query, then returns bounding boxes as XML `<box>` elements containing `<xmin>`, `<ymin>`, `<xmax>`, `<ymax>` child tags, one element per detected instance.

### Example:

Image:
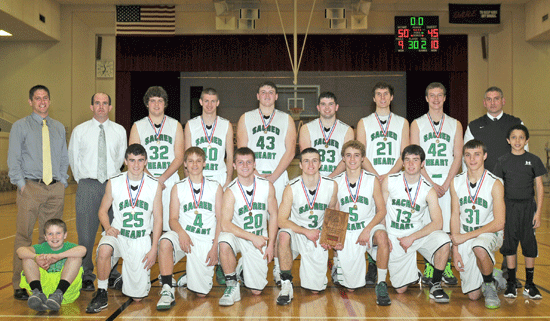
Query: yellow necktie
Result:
<box><xmin>42</xmin><ymin>119</ymin><xmax>52</xmax><ymax>185</ymax></box>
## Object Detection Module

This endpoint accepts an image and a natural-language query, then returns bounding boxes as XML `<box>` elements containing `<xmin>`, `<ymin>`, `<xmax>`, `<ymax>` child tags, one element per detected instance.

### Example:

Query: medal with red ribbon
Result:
<box><xmin>237</xmin><ymin>178</ymin><xmax>255</xmax><ymax>216</ymax></box>
<box><xmin>345</xmin><ymin>171</ymin><xmax>363</xmax><ymax>210</ymax></box>
<box><xmin>147</xmin><ymin>115</ymin><xmax>166</xmax><ymax>144</ymax></box>
<box><xmin>375</xmin><ymin>113</ymin><xmax>392</xmax><ymax>141</ymax></box>
<box><xmin>301</xmin><ymin>178</ymin><xmax>321</xmax><ymax>215</ymax></box>
<box><xmin>189</xmin><ymin>177</ymin><xmax>205</xmax><ymax>214</ymax></box>
<box><xmin>403</xmin><ymin>175</ymin><xmax>422</xmax><ymax>213</ymax></box>
<box><xmin>318</xmin><ymin>119</ymin><xmax>337</xmax><ymax>148</ymax></box>
<box><xmin>126</xmin><ymin>174</ymin><xmax>145</xmax><ymax>215</ymax></box>
<box><xmin>259</xmin><ymin>109</ymin><xmax>275</xmax><ymax>134</ymax></box>
<box><xmin>427</xmin><ymin>113</ymin><xmax>445</xmax><ymax>143</ymax></box>
<box><xmin>467</xmin><ymin>170</ymin><xmax>487</xmax><ymax>210</ymax></box>
<box><xmin>200</xmin><ymin>116</ymin><xmax>217</xmax><ymax>149</ymax></box>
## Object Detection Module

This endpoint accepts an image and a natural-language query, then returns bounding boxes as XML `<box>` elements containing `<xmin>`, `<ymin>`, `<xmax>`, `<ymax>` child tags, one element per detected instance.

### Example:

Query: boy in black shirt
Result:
<box><xmin>493</xmin><ymin>124</ymin><xmax>547</xmax><ymax>299</ymax></box>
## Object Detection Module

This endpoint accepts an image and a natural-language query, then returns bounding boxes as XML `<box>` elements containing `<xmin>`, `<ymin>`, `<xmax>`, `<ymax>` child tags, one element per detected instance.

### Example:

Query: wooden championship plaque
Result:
<box><xmin>320</xmin><ymin>208</ymin><xmax>349</xmax><ymax>247</ymax></box>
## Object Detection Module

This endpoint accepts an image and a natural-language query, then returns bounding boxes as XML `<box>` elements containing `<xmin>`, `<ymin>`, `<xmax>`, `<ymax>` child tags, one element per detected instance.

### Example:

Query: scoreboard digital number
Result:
<box><xmin>395</xmin><ymin>16</ymin><xmax>439</xmax><ymax>53</ymax></box>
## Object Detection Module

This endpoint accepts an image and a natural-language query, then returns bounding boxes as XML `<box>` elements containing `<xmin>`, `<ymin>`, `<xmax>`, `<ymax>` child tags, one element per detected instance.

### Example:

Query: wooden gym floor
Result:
<box><xmin>1</xmin><ymin>184</ymin><xmax>550</xmax><ymax>320</ymax></box>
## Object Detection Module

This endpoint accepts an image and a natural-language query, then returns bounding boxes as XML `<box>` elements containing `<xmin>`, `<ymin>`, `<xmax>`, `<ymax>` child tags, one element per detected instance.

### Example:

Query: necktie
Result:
<box><xmin>42</xmin><ymin>119</ymin><xmax>52</xmax><ymax>185</ymax></box>
<box><xmin>98</xmin><ymin>124</ymin><xmax>108</xmax><ymax>183</ymax></box>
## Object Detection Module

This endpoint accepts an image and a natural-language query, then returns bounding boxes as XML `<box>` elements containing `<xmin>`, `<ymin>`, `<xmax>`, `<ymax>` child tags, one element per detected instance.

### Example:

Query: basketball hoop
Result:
<box><xmin>290</xmin><ymin>108</ymin><xmax>303</xmax><ymax>115</ymax></box>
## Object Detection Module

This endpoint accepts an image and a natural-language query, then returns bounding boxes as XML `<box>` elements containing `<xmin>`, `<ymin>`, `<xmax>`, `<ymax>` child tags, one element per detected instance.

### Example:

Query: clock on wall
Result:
<box><xmin>96</xmin><ymin>60</ymin><xmax>114</xmax><ymax>78</ymax></box>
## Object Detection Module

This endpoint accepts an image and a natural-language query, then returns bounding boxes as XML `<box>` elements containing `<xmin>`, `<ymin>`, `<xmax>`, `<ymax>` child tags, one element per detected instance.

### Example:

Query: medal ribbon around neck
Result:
<box><xmin>403</xmin><ymin>175</ymin><xmax>422</xmax><ymax>212</ymax></box>
<box><xmin>237</xmin><ymin>177</ymin><xmax>256</xmax><ymax>214</ymax></box>
<box><xmin>427</xmin><ymin>113</ymin><xmax>445</xmax><ymax>141</ymax></box>
<box><xmin>147</xmin><ymin>115</ymin><xmax>166</xmax><ymax>142</ymax></box>
<box><xmin>345</xmin><ymin>171</ymin><xmax>363</xmax><ymax>206</ymax></box>
<box><xmin>258</xmin><ymin>109</ymin><xmax>276</xmax><ymax>132</ymax></box>
<box><xmin>200</xmin><ymin>116</ymin><xmax>218</xmax><ymax>146</ymax></box>
<box><xmin>301</xmin><ymin>178</ymin><xmax>322</xmax><ymax>211</ymax></box>
<box><xmin>189</xmin><ymin>177</ymin><xmax>205</xmax><ymax>211</ymax></box>
<box><xmin>374</xmin><ymin>113</ymin><xmax>392</xmax><ymax>140</ymax></box>
<box><xmin>126</xmin><ymin>174</ymin><xmax>145</xmax><ymax>213</ymax></box>
<box><xmin>467</xmin><ymin>170</ymin><xmax>487</xmax><ymax>207</ymax></box>
<box><xmin>318</xmin><ymin>119</ymin><xmax>337</xmax><ymax>146</ymax></box>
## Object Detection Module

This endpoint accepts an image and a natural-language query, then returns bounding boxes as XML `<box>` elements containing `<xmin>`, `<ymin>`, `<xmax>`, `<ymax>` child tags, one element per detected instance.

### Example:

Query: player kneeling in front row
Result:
<box><xmin>86</xmin><ymin>144</ymin><xmax>163</xmax><ymax>313</ymax></box>
<box><xmin>276</xmin><ymin>148</ymin><xmax>339</xmax><ymax>305</ymax></box>
<box><xmin>333</xmin><ymin>140</ymin><xmax>391</xmax><ymax>305</ymax></box>
<box><xmin>156</xmin><ymin>147</ymin><xmax>222</xmax><ymax>310</ymax></box>
<box><xmin>383</xmin><ymin>144</ymin><xmax>451</xmax><ymax>303</ymax></box>
<box><xmin>17</xmin><ymin>219</ymin><xmax>86</xmax><ymax>311</ymax></box>
<box><xmin>450</xmin><ymin>139</ymin><xmax>505</xmax><ymax>309</ymax></box>
<box><xmin>218</xmin><ymin>147</ymin><xmax>278</xmax><ymax>306</ymax></box>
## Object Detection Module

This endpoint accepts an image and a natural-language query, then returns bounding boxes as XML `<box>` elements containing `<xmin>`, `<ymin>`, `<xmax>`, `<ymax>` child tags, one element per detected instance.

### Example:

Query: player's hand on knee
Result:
<box><xmin>205</xmin><ymin>247</ymin><xmax>218</xmax><ymax>266</ymax></box>
<box><xmin>142</xmin><ymin>250</ymin><xmax>157</xmax><ymax>270</ymax></box>
<box><xmin>304</xmin><ymin>229</ymin><xmax>320</xmax><ymax>246</ymax></box>
<box><xmin>106</xmin><ymin>227</ymin><xmax>120</xmax><ymax>237</ymax></box>
<box><xmin>178</xmin><ymin>231</ymin><xmax>193</xmax><ymax>253</ymax></box>
<box><xmin>252</xmin><ymin>235</ymin><xmax>268</xmax><ymax>253</ymax></box>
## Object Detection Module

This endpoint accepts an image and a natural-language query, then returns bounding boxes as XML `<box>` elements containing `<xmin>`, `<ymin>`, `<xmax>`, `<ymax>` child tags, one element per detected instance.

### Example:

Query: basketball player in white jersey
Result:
<box><xmin>299</xmin><ymin>91</ymin><xmax>353</xmax><ymax>178</ymax></box>
<box><xmin>237</xmin><ymin>81</ymin><xmax>296</xmax><ymax>285</ymax></box>
<box><xmin>86</xmin><ymin>144</ymin><xmax>162</xmax><ymax>313</ymax></box>
<box><xmin>450</xmin><ymin>139</ymin><xmax>505</xmax><ymax>309</ymax></box>
<box><xmin>156</xmin><ymin>147</ymin><xmax>222</xmax><ymax>310</ymax></box>
<box><xmin>129</xmin><ymin>86</ymin><xmax>184</xmax><ymax>232</ymax></box>
<box><xmin>410</xmin><ymin>82</ymin><xmax>462</xmax><ymax>285</ymax></box>
<box><xmin>357</xmin><ymin>82</ymin><xmax>409</xmax><ymax>182</ymax></box>
<box><xmin>356</xmin><ymin>82</ymin><xmax>409</xmax><ymax>285</ymax></box>
<box><xmin>332</xmin><ymin>140</ymin><xmax>391</xmax><ymax>305</ymax></box>
<box><xmin>382</xmin><ymin>144</ymin><xmax>451</xmax><ymax>303</ymax></box>
<box><xmin>276</xmin><ymin>148</ymin><xmax>338</xmax><ymax>305</ymax></box>
<box><xmin>218</xmin><ymin>147</ymin><xmax>278</xmax><ymax>306</ymax></box>
<box><xmin>184</xmin><ymin>88</ymin><xmax>233</xmax><ymax>189</ymax></box>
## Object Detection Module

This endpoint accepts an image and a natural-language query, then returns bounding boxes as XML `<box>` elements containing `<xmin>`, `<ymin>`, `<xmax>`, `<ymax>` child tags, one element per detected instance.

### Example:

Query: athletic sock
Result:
<box><xmin>56</xmin><ymin>279</ymin><xmax>71</xmax><ymax>294</ymax></box>
<box><xmin>280</xmin><ymin>271</ymin><xmax>293</xmax><ymax>282</ymax></box>
<box><xmin>377</xmin><ymin>268</ymin><xmax>387</xmax><ymax>284</ymax></box>
<box><xmin>97</xmin><ymin>279</ymin><xmax>108</xmax><ymax>291</ymax></box>
<box><xmin>274</xmin><ymin>257</ymin><xmax>280</xmax><ymax>268</ymax></box>
<box><xmin>29</xmin><ymin>280</ymin><xmax>42</xmax><ymax>292</ymax></box>
<box><xmin>526</xmin><ymin>267</ymin><xmax>534</xmax><ymax>285</ymax></box>
<box><xmin>482</xmin><ymin>273</ymin><xmax>493</xmax><ymax>284</ymax></box>
<box><xmin>432</xmin><ymin>268</ymin><xmax>443</xmax><ymax>284</ymax></box>
<box><xmin>507</xmin><ymin>267</ymin><xmax>517</xmax><ymax>283</ymax></box>
<box><xmin>225</xmin><ymin>273</ymin><xmax>237</xmax><ymax>282</ymax></box>
<box><xmin>161</xmin><ymin>275</ymin><xmax>173</xmax><ymax>288</ymax></box>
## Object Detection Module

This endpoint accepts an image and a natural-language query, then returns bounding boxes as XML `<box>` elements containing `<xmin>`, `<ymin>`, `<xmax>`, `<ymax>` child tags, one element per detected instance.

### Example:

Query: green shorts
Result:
<box><xmin>20</xmin><ymin>267</ymin><xmax>83</xmax><ymax>304</ymax></box>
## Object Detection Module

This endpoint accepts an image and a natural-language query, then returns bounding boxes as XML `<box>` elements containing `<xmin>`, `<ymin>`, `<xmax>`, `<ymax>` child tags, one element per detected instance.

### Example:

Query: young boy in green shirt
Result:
<box><xmin>17</xmin><ymin>218</ymin><xmax>86</xmax><ymax>311</ymax></box>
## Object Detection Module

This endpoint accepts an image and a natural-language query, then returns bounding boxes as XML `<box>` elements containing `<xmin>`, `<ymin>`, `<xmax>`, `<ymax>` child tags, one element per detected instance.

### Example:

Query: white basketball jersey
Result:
<box><xmin>187</xmin><ymin>116</ymin><xmax>230</xmax><ymax>178</ymax></box>
<box><xmin>334</xmin><ymin>170</ymin><xmax>377</xmax><ymax>231</ymax></box>
<box><xmin>415</xmin><ymin>113</ymin><xmax>458</xmax><ymax>177</ymax></box>
<box><xmin>362</xmin><ymin>113</ymin><xmax>406</xmax><ymax>175</ymax></box>
<box><xmin>110</xmin><ymin>172</ymin><xmax>158</xmax><ymax>238</ymax></box>
<box><xmin>306</xmin><ymin>119</ymin><xmax>350</xmax><ymax>177</ymax></box>
<box><xmin>174</xmin><ymin>177</ymin><xmax>219</xmax><ymax>241</ymax></box>
<box><xmin>244</xmin><ymin>109</ymin><xmax>290</xmax><ymax>174</ymax></box>
<box><xmin>385</xmin><ymin>172</ymin><xmax>432</xmax><ymax>238</ymax></box>
<box><xmin>453</xmin><ymin>170</ymin><xmax>498</xmax><ymax>234</ymax></box>
<box><xmin>227</xmin><ymin>175</ymin><xmax>270</xmax><ymax>237</ymax></box>
<box><xmin>135</xmin><ymin>116</ymin><xmax>180</xmax><ymax>179</ymax></box>
<box><xmin>288</xmin><ymin>176</ymin><xmax>335</xmax><ymax>229</ymax></box>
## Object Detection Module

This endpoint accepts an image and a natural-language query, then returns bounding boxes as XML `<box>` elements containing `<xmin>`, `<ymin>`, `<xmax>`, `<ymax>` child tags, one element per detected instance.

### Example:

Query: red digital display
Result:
<box><xmin>395</xmin><ymin>16</ymin><xmax>439</xmax><ymax>53</ymax></box>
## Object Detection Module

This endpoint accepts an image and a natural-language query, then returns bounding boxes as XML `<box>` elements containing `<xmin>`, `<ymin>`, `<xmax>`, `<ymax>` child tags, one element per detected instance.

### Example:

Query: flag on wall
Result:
<box><xmin>116</xmin><ymin>5</ymin><xmax>176</xmax><ymax>35</ymax></box>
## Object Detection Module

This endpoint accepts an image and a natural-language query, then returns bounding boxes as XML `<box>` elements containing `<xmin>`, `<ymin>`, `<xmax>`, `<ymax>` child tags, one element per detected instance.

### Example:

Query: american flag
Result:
<box><xmin>116</xmin><ymin>5</ymin><xmax>176</xmax><ymax>36</ymax></box>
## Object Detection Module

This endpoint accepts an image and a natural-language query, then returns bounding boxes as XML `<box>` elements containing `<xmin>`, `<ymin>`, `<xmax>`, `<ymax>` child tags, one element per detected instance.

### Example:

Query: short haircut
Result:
<box><xmin>401</xmin><ymin>144</ymin><xmax>425</xmax><ymax>163</ymax></box>
<box><xmin>463</xmin><ymin>139</ymin><xmax>487</xmax><ymax>154</ymax></box>
<box><xmin>44</xmin><ymin>218</ymin><xmax>67</xmax><ymax>234</ymax></box>
<box><xmin>299</xmin><ymin>147</ymin><xmax>320</xmax><ymax>161</ymax></box>
<box><xmin>485</xmin><ymin>86</ymin><xmax>504</xmax><ymax>98</ymax></box>
<box><xmin>143</xmin><ymin>86</ymin><xmax>168</xmax><ymax>106</ymax></box>
<box><xmin>372</xmin><ymin>82</ymin><xmax>394</xmax><ymax>96</ymax></box>
<box><xmin>91</xmin><ymin>92</ymin><xmax>112</xmax><ymax>105</ymax></box>
<box><xmin>29</xmin><ymin>85</ymin><xmax>50</xmax><ymax>100</ymax></box>
<box><xmin>341</xmin><ymin>140</ymin><xmax>366</xmax><ymax>158</ymax></box>
<box><xmin>125</xmin><ymin>143</ymin><xmax>147</xmax><ymax>160</ymax></box>
<box><xmin>184</xmin><ymin>146</ymin><xmax>206</xmax><ymax>162</ymax></box>
<box><xmin>257</xmin><ymin>81</ymin><xmax>278</xmax><ymax>94</ymax></box>
<box><xmin>425</xmin><ymin>82</ymin><xmax>446</xmax><ymax>97</ymax></box>
<box><xmin>318</xmin><ymin>91</ymin><xmax>337</xmax><ymax>105</ymax></box>
<box><xmin>507</xmin><ymin>124</ymin><xmax>529</xmax><ymax>140</ymax></box>
<box><xmin>234</xmin><ymin>147</ymin><xmax>255</xmax><ymax>162</ymax></box>
<box><xmin>200</xmin><ymin>88</ymin><xmax>219</xmax><ymax>100</ymax></box>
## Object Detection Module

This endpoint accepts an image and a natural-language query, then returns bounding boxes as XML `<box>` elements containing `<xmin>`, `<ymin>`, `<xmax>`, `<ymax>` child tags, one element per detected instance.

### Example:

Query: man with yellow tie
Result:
<box><xmin>8</xmin><ymin>85</ymin><xmax>69</xmax><ymax>300</ymax></box>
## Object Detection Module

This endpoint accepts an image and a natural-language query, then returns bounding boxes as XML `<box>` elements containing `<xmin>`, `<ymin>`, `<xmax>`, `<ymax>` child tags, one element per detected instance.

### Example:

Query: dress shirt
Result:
<box><xmin>68</xmin><ymin>118</ymin><xmax>127</xmax><ymax>183</ymax></box>
<box><xmin>8</xmin><ymin>113</ymin><xmax>69</xmax><ymax>189</ymax></box>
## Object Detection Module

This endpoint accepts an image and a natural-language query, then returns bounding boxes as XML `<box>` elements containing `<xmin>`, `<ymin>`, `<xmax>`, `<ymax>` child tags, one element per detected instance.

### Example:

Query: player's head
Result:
<box><xmin>184</xmin><ymin>146</ymin><xmax>206</xmax><ymax>163</ymax></box>
<box><xmin>90</xmin><ymin>92</ymin><xmax>112</xmax><ymax>121</ymax></box>
<box><xmin>401</xmin><ymin>144</ymin><xmax>425</xmax><ymax>163</ymax></box>
<box><xmin>233</xmin><ymin>147</ymin><xmax>256</xmax><ymax>178</ymax></box>
<box><xmin>507</xmin><ymin>124</ymin><xmax>529</xmax><ymax>154</ymax></box>
<box><xmin>341</xmin><ymin>140</ymin><xmax>365</xmax><ymax>171</ymax></box>
<box><xmin>425</xmin><ymin>82</ymin><xmax>446</xmax><ymax>110</ymax></box>
<box><xmin>507</xmin><ymin>124</ymin><xmax>529</xmax><ymax>140</ymax></box>
<box><xmin>184</xmin><ymin>147</ymin><xmax>206</xmax><ymax>175</ymax></box>
<box><xmin>341</xmin><ymin>140</ymin><xmax>366</xmax><ymax>158</ymax></box>
<box><xmin>463</xmin><ymin>139</ymin><xmax>487</xmax><ymax>155</ymax></box>
<box><xmin>299</xmin><ymin>148</ymin><xmax>321</xmax><ymax>175</ymax></box>
<box><xmin>44</xmin><ymin>219</ymin><xmax>68</xmax><ymax>251</ymax></box>
<box><xmin>484</xmin><ymin>86</ymin><xmax>505</xmax><ymax>116</ymax></box>
<box><xmin>425</xmin><ymin>82</ymin><xmax>446</xmax><ymax>97</ymax></box>
<box><xmin>317</xmin><ymin>92</ymin><xmax>338</xmax><ymax>119</ymax></box>
<box><xmin>257</xmin><ymin>81</ymin><xmax>278</xmax><ymax>108</ymax></box>
<box><xmin>143</xmin><ymin>86</ymin><xmax>168</xmax><ymax>116</ymax></box>
<box><xmin>372</xmin><ymin>82</ymin><xmax>394</xmax><ymax>109</ymax></box>
<box><xmin>125</xmin><ymin>143</ymin><xmax>147</xmax><ymax>160</ymax></box>
<box><xmin>463</xmin><ymin>139</ymin><xmax>487</xmax><ymax>171</ymax></box>
<box><xmin>257</xmin><ymin>81</ymin><xmax>278</xmax><ymax>94</ymax></box>
<box><xmin>200</xmin><ymin>88</ymin><xmax>220</xmax><ymax>115</ymax></box>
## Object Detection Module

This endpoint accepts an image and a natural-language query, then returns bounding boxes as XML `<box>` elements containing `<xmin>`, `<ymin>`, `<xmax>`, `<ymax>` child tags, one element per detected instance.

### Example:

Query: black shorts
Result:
<box><xmin>500</xmin><ymin>199</ymin><xmax>538</xmax><ymax>258</ymax></box>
